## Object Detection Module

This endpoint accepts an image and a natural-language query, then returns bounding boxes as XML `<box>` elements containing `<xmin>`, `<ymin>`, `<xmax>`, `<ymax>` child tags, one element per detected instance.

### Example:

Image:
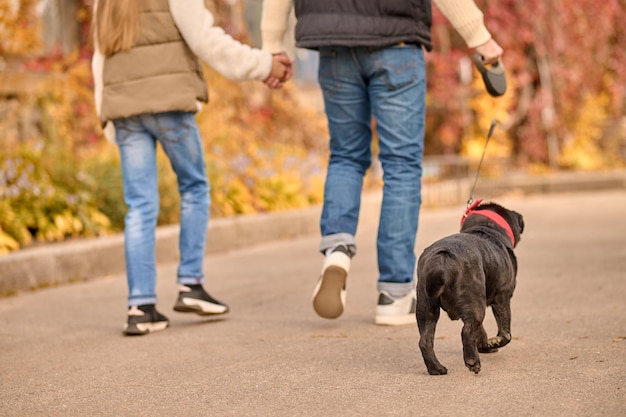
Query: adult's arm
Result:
<box><xmin>260</xmin><ymin>0</ymin><xmax>293</xmax><ymax>53</ymax></box>
<box><xmin>433</xmin><ymin>0</ymin><xmax>492</xmax><ymax>48</ymax></box>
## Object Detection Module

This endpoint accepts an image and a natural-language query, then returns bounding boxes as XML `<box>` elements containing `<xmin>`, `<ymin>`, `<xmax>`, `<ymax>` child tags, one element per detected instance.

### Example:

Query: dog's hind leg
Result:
<box><xmin>417</xmin><ymin>299</ymin><xmax>448</xmax><ymax>375</ymax></box>
<box><xmin>487</xmin><ymin>294</ymin><xmax>512</xmax><ymax>350</ymax></box>
<box><xmin>477</xmin><ymin>324</ymin><xmax>499</xmax><ymax>353</ymax></box>
<box><xmin>461</xmin><ymin>309</ymin><xmax>485</xmax><ymax>374</ymax></box>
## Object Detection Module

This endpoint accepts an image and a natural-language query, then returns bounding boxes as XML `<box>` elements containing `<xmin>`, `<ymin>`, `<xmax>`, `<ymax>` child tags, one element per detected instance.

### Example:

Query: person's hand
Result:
<box><xmin>264</xmin><ymin>76</ymin><xmax>283</xmax><ymax>89</ymax></box>
<box><xmin>264</xmin><ymin>52</ymin><xmax>293</xmax><ymax>89</ymax></box>
<box><xmin>475</xmin><ymin>38</ymin><xmax>503</xmax><ymax>65</ymax></box>
<box><xmin>274</xmin><ymin>52</ymin><xmax>293</xmax><ymax>82</ymax></box>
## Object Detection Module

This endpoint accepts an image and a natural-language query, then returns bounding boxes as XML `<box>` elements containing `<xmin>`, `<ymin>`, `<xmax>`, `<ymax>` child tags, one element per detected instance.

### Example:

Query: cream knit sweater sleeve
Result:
<box><xmin>433</xmin><ymin>0</ymin><xmax>491</xmax><ymax>48</ymax></box>
<box><xmin>260</xmin><ymin>0</ymin><xmax>293</xmax><ymax>53</ymax></box>
<box><xmin>260</xmin><ymin>0</ymin><xmax>492</xmax><ymax>51</ymax></box>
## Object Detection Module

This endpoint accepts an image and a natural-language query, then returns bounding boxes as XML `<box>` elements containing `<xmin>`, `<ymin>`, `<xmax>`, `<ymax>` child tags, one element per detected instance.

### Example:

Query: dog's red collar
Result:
<box><xmin>461</xmin><ymin>199</ymin><xmax>515</xmax><ymax>246</ymax></box>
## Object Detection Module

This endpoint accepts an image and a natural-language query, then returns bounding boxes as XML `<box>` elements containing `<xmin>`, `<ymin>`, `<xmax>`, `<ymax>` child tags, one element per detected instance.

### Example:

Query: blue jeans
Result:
<box><xmin>317</xmin><ymin>45</ymin><xmax>426</xmax><ymax>295</ymax></box>
<box><xmin>114</xmin><ymin>112</ymin><xmax>210</xmax><ymax>307</ymax></box>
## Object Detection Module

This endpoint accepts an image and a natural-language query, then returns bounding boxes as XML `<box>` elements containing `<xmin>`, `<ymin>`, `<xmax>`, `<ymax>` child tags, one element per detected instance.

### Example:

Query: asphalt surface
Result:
<box><xmin>1</xmin><ymin>189</ymin><xmax>625</xmax><ymax>416</ymax></box>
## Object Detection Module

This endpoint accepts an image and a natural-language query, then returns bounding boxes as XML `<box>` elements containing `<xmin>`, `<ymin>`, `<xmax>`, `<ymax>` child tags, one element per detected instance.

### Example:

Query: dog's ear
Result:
<box><xmin>517</xmin><ymin>213</ymin><xmax>525</xmax><ymax>234</ymax></box>
<box><xmin>511</xmin><ymin>211</ymin><xmax>524</xmax><ymax>246</ymax></box>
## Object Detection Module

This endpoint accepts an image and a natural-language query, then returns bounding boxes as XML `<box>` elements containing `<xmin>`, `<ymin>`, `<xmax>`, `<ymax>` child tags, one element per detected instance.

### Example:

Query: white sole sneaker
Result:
<box><xmin>312</xmin><ymin>250</ymin><xmax>350</xmax><ymax>319</ymax></box>
<box><xmin>374</xmin><ymin>290</ymin><xmax>417</xmax><ymax>326</ymax></box>
<box><xmin>123</xmin><ymin>305</ymin><xmax>170</xmax><ymax>336</ymax></box>
<box><xmin>173</xmin><ymin>285</ymin><xmax>229</xmax><ymax>316</ymax></box>
<box><xmin>124</xmin><ymin>320</ymin><xmax>169</xmax><ymax>335</ymax></box>
<box><xmin>177</xmin><ymin>297</ymin><xmax>229</xmax><ymax>315</ymax></box>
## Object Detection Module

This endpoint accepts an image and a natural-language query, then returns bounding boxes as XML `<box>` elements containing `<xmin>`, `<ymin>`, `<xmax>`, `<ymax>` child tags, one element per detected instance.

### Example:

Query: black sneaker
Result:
<box><xmin>173</xmin><ymin>285</ymin><xmax>229</xmax><ymax>316</ymax></box>
<box><xmin>123</xmin><ymin>305</ymin><xmax>169</xmax><ymax>336</ymax></box>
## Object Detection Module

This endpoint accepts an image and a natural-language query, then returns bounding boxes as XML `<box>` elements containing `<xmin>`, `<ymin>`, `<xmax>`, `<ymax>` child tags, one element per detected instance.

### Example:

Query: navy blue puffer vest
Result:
<box><xmin>294</xmin><ymin>0</ymin><xmax>433</xmax><ymax>51</ymax></box>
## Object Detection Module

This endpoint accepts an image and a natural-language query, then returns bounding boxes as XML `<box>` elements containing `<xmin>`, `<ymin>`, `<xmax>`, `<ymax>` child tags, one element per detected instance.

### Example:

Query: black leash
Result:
<box><xmin>466</xmin><ymin>109</ymin><xmax>500</xmax><ymax>206</ymax></box>
<box><xmin>466</xmin><ymin>54</ymin><xmax>507</xmax><ymax>207</ymax></box>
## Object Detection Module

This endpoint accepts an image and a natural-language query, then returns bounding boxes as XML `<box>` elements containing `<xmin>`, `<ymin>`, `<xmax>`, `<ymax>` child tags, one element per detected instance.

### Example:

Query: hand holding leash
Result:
<box><xmin>474</xmin><ymin>53</ymin><xmax>507</xmax><ymax>97</ymax></box>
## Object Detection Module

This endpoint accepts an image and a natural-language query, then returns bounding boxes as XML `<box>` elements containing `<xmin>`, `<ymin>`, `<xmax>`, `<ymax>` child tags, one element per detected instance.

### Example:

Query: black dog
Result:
<box><xmin>416</xmin><ymin>199</ymin><xmax>524</xmax><ymax>375</ymax></box>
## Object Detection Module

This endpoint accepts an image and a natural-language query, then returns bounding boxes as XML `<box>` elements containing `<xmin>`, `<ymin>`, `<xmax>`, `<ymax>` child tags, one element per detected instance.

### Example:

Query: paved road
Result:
<box><xmin>1</xmin><ymin>190</ymin><xmax>625</xmax><ymax>416</ymax></box>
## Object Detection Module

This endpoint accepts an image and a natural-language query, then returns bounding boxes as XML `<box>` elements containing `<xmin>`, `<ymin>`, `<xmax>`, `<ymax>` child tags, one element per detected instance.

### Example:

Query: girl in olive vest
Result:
<box><xmin>92</xmin><ymin>0</ymin><xmax>291</xmax><ymax>335</ymax></box>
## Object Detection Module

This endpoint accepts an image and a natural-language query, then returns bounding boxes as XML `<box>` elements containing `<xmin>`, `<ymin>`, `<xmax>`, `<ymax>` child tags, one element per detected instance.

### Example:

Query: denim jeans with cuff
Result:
<box><xmin>114</xmin><ymin>111</ymin><xmax>209</xmax><ymax>307</ymax></box>
<box><xmin>317</xmin><ymin>45</ymin><xmax>426</xmax><ymax>298</ymax></box>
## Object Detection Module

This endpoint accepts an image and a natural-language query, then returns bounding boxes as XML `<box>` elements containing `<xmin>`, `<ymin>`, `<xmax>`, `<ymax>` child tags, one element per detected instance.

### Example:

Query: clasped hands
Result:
<box><xmin>263</xmin><ymin>52</ymin><xmax>293</xmax><ymax>89</ymax></box>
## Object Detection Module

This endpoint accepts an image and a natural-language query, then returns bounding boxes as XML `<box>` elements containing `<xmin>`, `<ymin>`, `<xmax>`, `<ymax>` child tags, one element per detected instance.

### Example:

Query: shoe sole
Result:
<box><xmin>374</xmin><ymin>314</ymin><xmax>416</xmax><ymax>326</ymax></box>
<box><xmin>173</xmin><ymin>298</ymin><xmax>229</xmax><ymax>316</ymax></box>
<box><xmin>123</xmin><ymin>321</ymin><xmax>169</xmax><ymax>336</ymax></box>
<box><xmin>313</xmin><ymin>265</ymin><xmax>347</xmax><ymax>319</ymax></box>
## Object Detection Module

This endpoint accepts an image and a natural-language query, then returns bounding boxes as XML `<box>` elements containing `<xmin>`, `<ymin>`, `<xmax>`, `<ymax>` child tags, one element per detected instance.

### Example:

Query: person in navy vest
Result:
<box><xmin>261</xmin><ymin>0</ymin><xmax>503</xmax><ymax>325</ymax></box>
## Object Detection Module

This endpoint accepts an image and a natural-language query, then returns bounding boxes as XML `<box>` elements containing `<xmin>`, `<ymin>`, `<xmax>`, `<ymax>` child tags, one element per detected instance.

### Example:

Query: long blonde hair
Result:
<box><xmin>95</xmin><ymin>0</ymin><xmax>139</xmax><ymax>56</ymax></box>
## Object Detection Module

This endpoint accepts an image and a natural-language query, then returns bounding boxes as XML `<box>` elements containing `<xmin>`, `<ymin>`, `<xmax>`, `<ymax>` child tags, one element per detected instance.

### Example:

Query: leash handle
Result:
<box><xmin>474</xmin><ymin>54</ymin><xmax>507</xmax><ymax>97</ymax></box>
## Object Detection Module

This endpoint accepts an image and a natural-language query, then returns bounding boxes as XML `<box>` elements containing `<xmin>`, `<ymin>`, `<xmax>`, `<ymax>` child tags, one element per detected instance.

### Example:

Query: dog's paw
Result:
<box><xmin>478</xmin><ymin>344</ymin><xmax>499</xmax><ymax>354</ymax></box>
<box><xmin>465</xmin><ymin>358</ymin><xmax>481</xmax><ymax>374</ymax></box>
<box><xmin>486</xmin><ymin>335</ymin><xmax>509</xmax><ymax>349</ymax></box>
<box><xmin>427</xmin><ymin>365</ymin><xmax>448</xmax><ymax>375</ymax></box>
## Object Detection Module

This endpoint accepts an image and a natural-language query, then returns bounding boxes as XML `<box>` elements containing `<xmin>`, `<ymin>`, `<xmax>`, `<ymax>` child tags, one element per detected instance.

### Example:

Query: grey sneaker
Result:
<box><xmin>173</xmin><ymin>285</ymin><xmax>229</xmax><ymax>316</ymax></box>
<box><xmin>374</xmin><ymin>290</ymin><xmax>417</xmax><ymax>326</ymax></box>
<box><xmin>312</xmin><ymin>246</ymin><xmax>351</xmax><ymax>319</ymax></box>
<box><xmin>123</xmin><ymin>305</ymin><xmax>169</xmax><ymax>336</ymax></box>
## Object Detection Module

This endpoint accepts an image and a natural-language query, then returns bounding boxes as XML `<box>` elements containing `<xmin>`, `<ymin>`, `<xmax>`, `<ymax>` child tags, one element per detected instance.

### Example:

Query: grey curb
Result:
<box><xmin>1</xmin><ymin>170</ymin><xmax>624</xmax><ymax>297</ymax></box>
<box><xmin>0</xmin><ymin>205</ymin><xmax>322</xmax><ymax>296</ymax></box>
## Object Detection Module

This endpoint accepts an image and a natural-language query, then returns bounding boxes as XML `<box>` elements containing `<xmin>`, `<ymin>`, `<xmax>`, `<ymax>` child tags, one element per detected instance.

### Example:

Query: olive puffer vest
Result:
<box><xmin>293</xmin><ymin>0</ymin><xmax>433</xmax><ymax>51</ymax></box>
<box><xmin>100</xmin><ymin>0</ymin><xmax>208</xmax><ymax>125</ymax></box>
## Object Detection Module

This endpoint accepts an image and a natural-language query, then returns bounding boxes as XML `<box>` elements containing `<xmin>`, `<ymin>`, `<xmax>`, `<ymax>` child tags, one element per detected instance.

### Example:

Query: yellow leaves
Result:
<box><xmin>462</xmin><ymin>69</ymin><xmax>514</xmax><ymax>161</ymax></box>
<box><xmin>0</xmin><ymin>148</ymin><xmax>117</xmax><ymax>255</ymax></box>
<box><xmin>0</xmin><ymin>228</ymin><xmax>20</xmax><ymax>255</ymax></box>
<box><xmin>87</xmin><ymin>208</ymin><xmax>111</xmax><ymax>231</ymax></box>
<box><xmin>306</xmin><ymin>175</ymin><xmax>326</xmax><ymax>205</ymax></box>
<box><xmin>559</xmin><ymin>92</ymin><xmax>610</xmax><ymax>170</ymax></box>
<box><xmin>257</xmin><ymin>172</ymin><xmax>308</xmax><ymax>212</ymax></box>
<box><xmin>32</xmin><ymin>206</ymin><xmax>111</xmax><ymax>243</ymax></box>
<box><xmin>210</xmin><ymin>177</ymin><xmax>256</xmax><ymax>217</ymax></box>
<box><xmin>0</xmin><ymin>200</ymin><xmax>32</xmax><ymax>248</ymax></box>
<box><xmin>254</xmin><ymin>152</ymin><xmax>326</xmax><ymax>212</ymax></box>
<box><xmin>0</xmin><ymin>0</ymin><xmax>42</xmax><ymax>56</ymax></box>
<box><xmin>206</xmin><ymin>141</ymin><xmax>326</xmax><ymax>217</ymax></box>
<box><xmin>76</xmin><ymin>5</ymin><xmax>90</xmax><ymax>23</ymax></box>
<box><xmin>50</xmin><ymin>211</ymin><xmax>83</xmax><ymax>240</ymax></box>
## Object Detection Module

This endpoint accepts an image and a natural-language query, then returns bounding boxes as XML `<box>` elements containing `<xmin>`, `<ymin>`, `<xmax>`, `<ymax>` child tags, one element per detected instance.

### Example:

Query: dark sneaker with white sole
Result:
<box><xmin>374</xmin><ymin>290</ymin><xmax>417</xmax><ymax>326</ymax></box>
<box><xmin>173</xmin><ymin>285</ymin><xmax>229</xmax><ymax>316</ymax></box>
<box><xmin>123</xmin><ymin>304</ymin><xmax>169</xmax><ymax>336</ymax></box>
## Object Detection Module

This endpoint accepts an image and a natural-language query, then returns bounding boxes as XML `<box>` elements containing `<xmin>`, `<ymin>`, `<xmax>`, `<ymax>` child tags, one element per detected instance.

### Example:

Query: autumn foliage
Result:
<box><xmin>427</xmin><ymin>0</ymin><xmax>626</xmax><ymax>169</ymax></box>
<box><xmin>1</xmin><ymin>0</ymin><xmax>625</xmax><ymax>254</ymax></box>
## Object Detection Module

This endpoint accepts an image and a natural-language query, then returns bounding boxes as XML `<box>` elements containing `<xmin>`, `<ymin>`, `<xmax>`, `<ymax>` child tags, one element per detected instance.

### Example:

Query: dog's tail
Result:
<box><xmin>422</xmin><ymin>251</ymin><xmax>455</xmax><ymax>299</ymax></box>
